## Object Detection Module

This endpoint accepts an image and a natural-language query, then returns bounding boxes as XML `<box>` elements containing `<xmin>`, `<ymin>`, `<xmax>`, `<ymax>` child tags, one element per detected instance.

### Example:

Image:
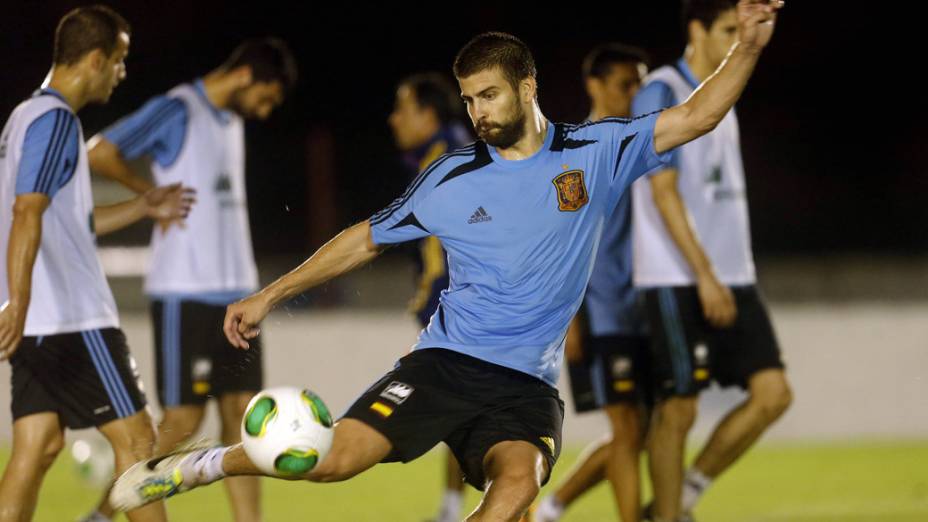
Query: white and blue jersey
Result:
<box><xmin>370</xmin><ymin>113</ymin><xmax>671</xmax><ymax>386</ymax></box>
<box><xmin>631</xmin><ymin>58</ymin><xmax>756</xmax><ymax>287</ymax></box>
<box><xmin>0</xmin><ymin>88</ymin><xmax>119</xmax><ymax>335</ymax></box>
<box><xmin>101</xmin><ymin>79</ymin><xmax>256</xmax><ymax>305</ymax></box>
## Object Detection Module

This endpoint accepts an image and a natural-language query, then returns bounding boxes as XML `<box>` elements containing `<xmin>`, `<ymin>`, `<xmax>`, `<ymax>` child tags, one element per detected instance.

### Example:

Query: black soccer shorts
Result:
<box><xmin>567</xmin><ymin>334</ymin><xmax>652</xmax><ymax>413</ymax></box>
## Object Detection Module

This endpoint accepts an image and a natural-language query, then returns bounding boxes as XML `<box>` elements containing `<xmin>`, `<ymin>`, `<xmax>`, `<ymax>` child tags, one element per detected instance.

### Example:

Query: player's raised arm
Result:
<box><xmin>653</xmin><ymin>0</ymin><xmax>783</xmax><ymax>154</ymax></box>
<box><xmin>224</xmin><ymin>220</ymin><xmax>384</xmax><ymax>349</ymax></box>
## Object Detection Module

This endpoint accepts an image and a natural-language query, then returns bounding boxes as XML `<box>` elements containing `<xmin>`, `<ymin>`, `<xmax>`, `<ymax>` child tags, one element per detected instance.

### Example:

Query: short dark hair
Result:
<box><xmin>682</xmin><ymin>0</ymin><xmax>738</xmax><ymax>33</ymax></box>
<box><xmin>400</xmin><ymin>73</ymin><xmax>463</xmax><ymax>125</ymax></box>
<box><xmin>53</xmin><ymin>5</ymin><xmax>130</xmax><ymax>66</ymax></box>
<box><xmin>222</xmin><ymin>38</ymin><xmax>298</xmax><ymax>92</ymax></box>
<box><xmin>453</xmin><ymin>32</ymin><xmax>536</xmax><ymax>91</ymax></box>
<box><xmin>582</xmin><ymin>43</ymin><xmax>649</xmax><ymax>80</ymax></box>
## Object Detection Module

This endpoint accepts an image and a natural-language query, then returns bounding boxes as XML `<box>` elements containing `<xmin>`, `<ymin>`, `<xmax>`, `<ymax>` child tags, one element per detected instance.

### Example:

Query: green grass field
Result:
<box><xmin>3</xmin><ymin>440</ymin><xmax>927</xmax><ymax>521</ymax></box>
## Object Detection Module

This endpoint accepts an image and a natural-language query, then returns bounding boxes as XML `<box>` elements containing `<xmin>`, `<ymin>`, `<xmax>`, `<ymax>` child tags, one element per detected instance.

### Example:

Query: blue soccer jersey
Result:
<box><xmin>370</xmin><ymin>112</ymin><xmax>670</xmax><ymax>386</ymax></box>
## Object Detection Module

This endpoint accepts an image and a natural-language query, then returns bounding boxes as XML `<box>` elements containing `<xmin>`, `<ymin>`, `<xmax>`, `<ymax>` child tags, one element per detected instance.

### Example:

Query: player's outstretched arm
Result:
<box><xmin>224</xmin><ymin>220</ymin><xmax>383</xmax><ymax>349</ymax></box>
<box><xmin>92</xmin><ymin>183</ymin><xmax>195</xmax><ymax>236</ymax></box>
<box><xmin>0</xmin><ymin>194</ymin><xmax>48</xmax><ymax>360</ymax></box>
<box><xmin>87</xmin><ymin>136</ymin><xmax>155</xmax><ymax>194</ymax></box>
<box><xmin>653</xmin><ymin>0</ymin><xmax>783</xmax><ymax>154</ymax></box>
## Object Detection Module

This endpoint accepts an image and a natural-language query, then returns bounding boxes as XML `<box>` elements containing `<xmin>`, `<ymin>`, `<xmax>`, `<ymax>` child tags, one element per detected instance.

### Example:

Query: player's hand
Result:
<box><xmin>0</xmin><ymin>301</ymin><xmax>27</xmax><ymax>361</ymax></box>
<box><xmin>697</xmin><ymin>275</ymin><xmax>737</xmax><ymax>328</ymax></box>
<box><xmin>144</xmin><ymin>183</ymin><xmax>196</xmax><ymax>224</ymax></box>
<box><xmin>224</xmin><ymin>293</ymin><xmax>272</xmax><ymax>350</ymax></box>
<box><xmin>736</xmin><ymin>0</ymin><xmax>784</xmax><ymax>53</ymax></box>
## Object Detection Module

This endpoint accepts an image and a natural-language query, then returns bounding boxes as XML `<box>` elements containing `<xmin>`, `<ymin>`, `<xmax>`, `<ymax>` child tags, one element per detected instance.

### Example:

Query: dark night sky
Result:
<box><xmin>1</xmin><ymin>2</ymin><xmax>923</xmax><ymax>256</ymax></box>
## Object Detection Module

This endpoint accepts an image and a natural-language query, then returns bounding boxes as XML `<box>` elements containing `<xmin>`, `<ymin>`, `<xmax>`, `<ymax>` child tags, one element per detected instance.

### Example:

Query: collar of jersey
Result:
<box><xmin>35</xmin><ymin>87</ymin><xmax>68</xmax><ymax>104</ymax></box>
<box><xmin>193</xmin><ymin>78</ymin><xmax>232</xmax><ymax>125</ymax></box>
<box><xmin>675</xmin><ymin>58</ymin><xmax>700</xmax><ymax>90</ymax></box>
<box><xmin>487</xmin><ymin>120</ymin><xmax>555</xmax><ymax>171</ymax></box>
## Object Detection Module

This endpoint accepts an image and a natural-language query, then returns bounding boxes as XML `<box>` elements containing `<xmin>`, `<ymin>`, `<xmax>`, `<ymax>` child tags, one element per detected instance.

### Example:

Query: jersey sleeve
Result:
<box><xmin>591</xmin><ymin>111</ymin><xmax>674</xmax><ymax>193</ymax></box>
<box><xmin>15</xmin><ymin>108</ymin><xmax>80</xmax><ymax>199</ymax></box>
<box><xmin>369</xmin><ymin>153</ymin><xmax>462</xmax><ymax>245</ymax></box>
<box><xmin>631</xmin><ymin>80</ymin><xmax>680</xmax><ymax>171</ymax></box>
<box><xmin>101</xmin><ymin>95</ymin><xmax>188</xmax><ymax>167</ymax></box>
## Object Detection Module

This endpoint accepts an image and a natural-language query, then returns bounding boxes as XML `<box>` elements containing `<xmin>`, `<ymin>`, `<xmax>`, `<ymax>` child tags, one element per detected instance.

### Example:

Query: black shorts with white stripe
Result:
<box><xmin>10</xmin><ymin>328</ymin><xmax>147</xmax><ymax>429</ymax></box>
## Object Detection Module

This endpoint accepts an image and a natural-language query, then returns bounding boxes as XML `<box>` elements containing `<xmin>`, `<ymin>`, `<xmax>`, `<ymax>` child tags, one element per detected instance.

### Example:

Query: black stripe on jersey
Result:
<box><xmin>438</xmin><ymin>304</ymin><xmax>446</xmax><ymax>331</ymax></box>
<box><xmin>550</xmin><ymin>123</ymin><xmax>598</xmax><ymax>152</ymax></box>
<box><xmin>370</xmin><ymin>145</ymin><xmax>477</xmax><ymax>226</ymax></box>
<box><xmin>33</xmin><ymin>110</ymin><xmax>64</xmax><ymax>192</ymax></box>
<box><xmin>436</xmin><ymin>141</ymin><xmax>491</xmax><ymax>187</ymax></box>
<box><xmin>117</xmin><ymin>98</ymin><xmax>186</xmax><ymax>154</ymax></box>
<box><xmin>388</xmin><ymin>212</ymin><xmax>429</xmax><ymax>234</ymax></box>
<box><xmin>41</xmin><ymin>115</ymin><xmax>75</xmax><ymax>194</ymax></box>
<box><xmin>612</xmin><ymin>133</ymin><xmax>638</xmax><ymax>180</ymax></box>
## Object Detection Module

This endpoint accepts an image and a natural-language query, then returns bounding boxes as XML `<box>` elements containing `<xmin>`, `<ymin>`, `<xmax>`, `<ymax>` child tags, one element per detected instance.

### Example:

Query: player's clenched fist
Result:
<box><xmin>224</xmin><ymin>293</ymin><xmax>272</xmax><ymax>350</ymax></box>
<box><xmin>737</xmin><ymin>0</ymin><xmax>784</xmax><ymax>52</ymax></box>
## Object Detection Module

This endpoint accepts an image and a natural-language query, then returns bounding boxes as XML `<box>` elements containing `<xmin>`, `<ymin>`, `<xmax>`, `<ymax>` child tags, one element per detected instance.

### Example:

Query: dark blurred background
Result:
<box><xmin>1</xmin><ymin>1</ymin><xmax>923</xmax><ymax>261</ymax></box>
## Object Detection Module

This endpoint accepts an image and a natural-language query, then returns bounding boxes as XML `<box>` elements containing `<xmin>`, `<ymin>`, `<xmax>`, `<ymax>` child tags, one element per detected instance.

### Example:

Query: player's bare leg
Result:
<box><xmin>156</xmin><ymin>404</ymin><xmax>207</xmax><ymax>454</ymax></box>
<box><xmin>219</xmin><ymin>392</ymin><xmax>261</xmax><ymax>522</ymax></box>
<box><xmin>682</xmin><ymin>369</ymin><xmax>791</xmax><ymax>511</ymax></box>
<box><xmin>466</xmin><ymin>441</ymin><xmax>546</xmax><ymax>522</ymax></box>
<box><xmin>647</xmin><ymin>396</ymin><xmax>697</xmax><ymax>521</ymax></box>
<box><xmin>0</xmin><ymin>412</ymin><xmax>64</xmax><ymax>522</ymax></box>
<box><xmin>539</xmin><ymin>404</ymin><xmax>644</xmax><ymax>522</ymax></box>
<box><xmin>429</xmin><ymin>447</ymin><xmax>466</xmax><ymax>522</ymax></box>
<box><xmin>550</xmin><ymin>435</ymin><xmax>609</xmax><ymax>509</ymax></box>
<box><xmin>99</xmin><ymin>410</ymin><xmax>167</xmax><ymax>522</ymax></box>
<box><xmin>88</xmin><ymin>404</ymin><xmax>206</xmax><ymax>520</ymax></box>
<box><xmin>604</xmin><ymin>403</ymin><xmax>645</xmax><ymax>522</ymax></box>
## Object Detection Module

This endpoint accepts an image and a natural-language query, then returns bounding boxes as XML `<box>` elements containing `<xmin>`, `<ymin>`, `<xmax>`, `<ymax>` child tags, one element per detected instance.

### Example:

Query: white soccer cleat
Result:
<box><xmin>109</xmin><ymin>446</ymin><xmax>215</xmax><ymax>511</ymax></box>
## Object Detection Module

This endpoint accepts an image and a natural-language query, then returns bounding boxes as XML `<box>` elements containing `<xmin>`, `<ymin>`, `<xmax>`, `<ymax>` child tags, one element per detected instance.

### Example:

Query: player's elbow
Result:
<box><xmin>87</xmin><ymin>137</ymin><xmax>123</xmax><ymax>175</ymax></box>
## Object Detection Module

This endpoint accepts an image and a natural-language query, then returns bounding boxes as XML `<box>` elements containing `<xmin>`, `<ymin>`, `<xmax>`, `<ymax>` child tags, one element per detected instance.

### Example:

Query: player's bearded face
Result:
<box><xmin>474</xmin><ymin>88</ymin><xmax>526</xmax><ymax>149</ymax></box>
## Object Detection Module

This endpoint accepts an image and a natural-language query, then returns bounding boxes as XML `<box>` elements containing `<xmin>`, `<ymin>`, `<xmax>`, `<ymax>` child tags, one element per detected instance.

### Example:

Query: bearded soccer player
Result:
<box><xmin>110</xmin><ymin>3</ymin><xmax>784</xmax><ymax>521</ymax></box>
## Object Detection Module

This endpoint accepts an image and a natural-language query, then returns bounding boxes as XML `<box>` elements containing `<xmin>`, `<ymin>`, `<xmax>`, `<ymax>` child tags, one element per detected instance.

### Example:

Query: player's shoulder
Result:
<box><xmin>14</xmin><ymin>91</ymin><xmax>75</xmax><ymax>123</ymax></box>
<box><xmin>554</xmin><ymin>115</ymin><xmax>657</xmax><ymax>144</ymax></box>
<box><xmin>418</xmin><ymin>141</ymin><xmax>491</xmax><ymax>189</ymax></box>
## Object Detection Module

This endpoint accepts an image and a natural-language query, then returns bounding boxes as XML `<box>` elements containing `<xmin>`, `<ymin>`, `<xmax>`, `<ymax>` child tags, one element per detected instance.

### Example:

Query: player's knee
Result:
<box><xmin>658</xmin><ymin>398</ymin><xmax>697</xmax><ymax>433</ymax></box>
<box><xmin>33</xmin><ymin>433</ymin><xmax>65</xmax><ymax>471</ymax></box>
<box><xmin>489</xmin><ymin>467</ymin><xmax>541</xmax><ymax>503</ymax></box>
<box><xmin>754</xmin><ymin>381</ymin><xmax>792</xmax><ymax>422</ymax></box>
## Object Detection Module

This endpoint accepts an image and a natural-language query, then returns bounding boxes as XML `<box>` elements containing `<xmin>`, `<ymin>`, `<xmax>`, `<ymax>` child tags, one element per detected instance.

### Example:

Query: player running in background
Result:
<box><xmin>82</xmin><ymin>38</ymin><xmax>297</xmax><ymax>522</ymax></box>
<box><xmin>0</xmin><ymin>6</ymin><xmax>192</xmax><ymax>522</ymax></box>
<box><xmin>631</xmin><ymin>2</ymin><xmax>792</xmax><ymax>521</ymax></box>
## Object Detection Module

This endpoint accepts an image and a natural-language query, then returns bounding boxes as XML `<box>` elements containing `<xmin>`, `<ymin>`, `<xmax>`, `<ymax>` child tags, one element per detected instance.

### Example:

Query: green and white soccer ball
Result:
<box><xmin>241</xmin><ymin>386</ymin><xmax>334</xmax><ymax>476</ymax></box>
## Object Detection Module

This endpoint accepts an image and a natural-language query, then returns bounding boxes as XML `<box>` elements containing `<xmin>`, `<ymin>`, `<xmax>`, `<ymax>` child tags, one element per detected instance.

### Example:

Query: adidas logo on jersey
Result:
<box><xmin>467</xmin><ymin>206</ymin><xmax>492</xmax><ymax>224</ymax></box>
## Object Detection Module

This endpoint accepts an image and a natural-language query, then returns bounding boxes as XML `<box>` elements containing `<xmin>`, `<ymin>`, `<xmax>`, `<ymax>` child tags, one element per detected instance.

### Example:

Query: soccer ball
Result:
<box><xmin>241</xmin><ymin>386</ymin><xmax>334</xmax><ymax>477</ymax></box>
<box><xmin>71</xmin><ymin>437</ymin><xmax>115</xmax><ymax>488</ymax></box>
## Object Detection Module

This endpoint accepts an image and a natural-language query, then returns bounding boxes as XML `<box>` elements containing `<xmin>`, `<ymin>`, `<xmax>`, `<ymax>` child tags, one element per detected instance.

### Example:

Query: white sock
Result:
<box><xmin>681</xmin><ymin>468</ymin><xmax>712</xmax><ymax>512</ymax></box>
<box><xmin>189</xmin><ymin>447</ymin><xmax>229</xmax><ymax>484</ymax></box>
<box><xmin>535</xmin><ymin>495</ymin><xmax>564</xmax><ymax>522</ymax></box>
<box><xmin>436</xmin><ymin>490</ymin><xmax>463</xmax><ymax>522</ymax></box>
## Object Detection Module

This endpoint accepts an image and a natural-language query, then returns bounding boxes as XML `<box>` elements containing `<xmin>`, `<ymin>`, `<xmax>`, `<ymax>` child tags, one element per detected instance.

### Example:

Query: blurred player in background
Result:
<box><xmin>631</xmin><ymin>1</ymin><xmax>792</xmax><ymax>520</ymax></box>
<box><xmin>82</xmin><ymin>38</ymin><xmax>297</xmax><ymax>522</ymax></box>
<box><xmin>535</xmin><ymin>43</ymin><xmax>652</xmax><ymax>522</ymax></box>
<box><xmin>0</xmin><ymin>6</ymin><xmax>193</xmax><ymax>522</ymax></box>
<box><xmin>387</xmin><ymin>72</ymin><xmax>472</xmax><ymax>522</ymax></box>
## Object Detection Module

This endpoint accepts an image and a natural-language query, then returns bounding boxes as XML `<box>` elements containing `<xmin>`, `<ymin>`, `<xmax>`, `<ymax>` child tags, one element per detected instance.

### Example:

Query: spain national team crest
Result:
<box><xmin>552</xmin><ymin>170</ymin><xmax>589</xmax><ymax>212</ymax></box>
